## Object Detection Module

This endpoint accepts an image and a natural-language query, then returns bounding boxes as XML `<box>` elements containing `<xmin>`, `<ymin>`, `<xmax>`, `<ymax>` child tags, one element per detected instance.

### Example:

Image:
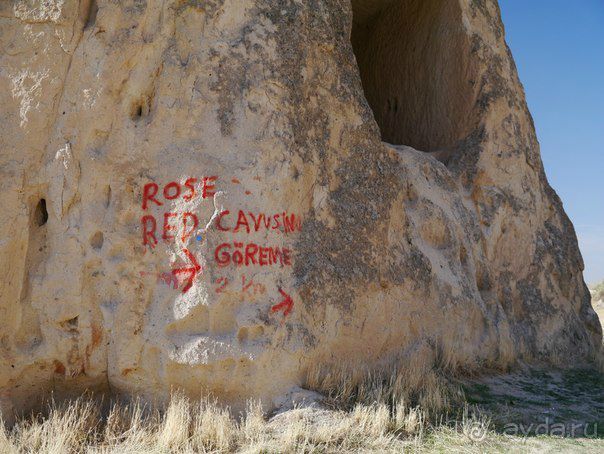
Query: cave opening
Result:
<box><xmin>350</xmin><ymin>0</ymin><xmax>478</xmax><ymax>154</ymax></box>
<box><xmin>34</xmin><ymin>199</ymin><xmax>48</xmax><ymax>227</ymax></box>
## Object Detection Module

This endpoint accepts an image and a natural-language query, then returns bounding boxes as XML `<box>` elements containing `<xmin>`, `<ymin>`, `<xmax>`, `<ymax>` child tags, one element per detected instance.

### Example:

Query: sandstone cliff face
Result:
<box><xmin>0</xmin><ymin>0</ymin><xmax>601</xmax><ymax>415</ymax></box>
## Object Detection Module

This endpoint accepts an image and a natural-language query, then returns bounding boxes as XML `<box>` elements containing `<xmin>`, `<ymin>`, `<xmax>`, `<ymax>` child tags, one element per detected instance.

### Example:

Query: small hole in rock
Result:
<box><xmin>34</xmin><ymin>199</ymin><xmax>48</xmax><ymax>227</ymax></box>
<box><xmin>459</xmin><ymin>245</ymin><xmax>468</xmax><ymax>265</ymax></box>
<box><xmin>84</xmin><ymin>0</ymin><xmax>98</xmax><ymax>29</ymax></box>
<box><xmin>237</xmin><ymin>327</ymin><xmax>248</xmax><ymax>343</ymax></box>
<box><xmin>104</xmin><ymin>185</ymin><xmax>112</xmax><ymax>208</ymax></box>
<box><xmin>131</xmin><ymin>99</ymin><xmax>150</xmax><ymax>121</ymax></box>
<box><xmin>90</xmin><ymin>231</ymin><xmax>104</xmax><ymax>250</ymax></box>
<box><xmin>476</xmin><ymin>267</ymin><xmax>492</xmax><ymax>293</ymax></box>
<box><xmin>60</xmin><ymin>316</ymin><xmax>79</xmax><ymax>332</ymax></box>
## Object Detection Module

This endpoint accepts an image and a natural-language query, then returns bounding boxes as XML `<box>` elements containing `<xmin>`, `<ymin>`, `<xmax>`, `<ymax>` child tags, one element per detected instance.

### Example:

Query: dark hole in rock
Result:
<box><xmin>90</xmin><ymin>231</ymin><xmax>104</xmax><ymax>250</ymax></box>
<box><xmin>131</xmin><ymin>98</ymin><xmax>151</xmax><ymax>121</ymax></box>
<box><xmin>34</xmin><ymin>199</ymin><xmax>48</xmax><ymax>227</ymax></box>
<box><xmin>84</xmin><ymin>0</ymin><xmax>98</xmax><ymax>29</ymax></box>
<box><xmin>58</xmin><ymin>316</ymin><xmax>80</xmax><ymax>335</ymax></box>
<box><xmin>104</xmin><ymin>185</ymin><xmax>112</xmax><ymax>208</ymax></box>
<box><xmin>61</xmin><ymin>316</ymin><xmax>79</xmax><ymax>330</ymax></box>
<box><xmin>350</xmin><ymin>0</ymin><xmax>478</xmax><ymax>153</ymax></box>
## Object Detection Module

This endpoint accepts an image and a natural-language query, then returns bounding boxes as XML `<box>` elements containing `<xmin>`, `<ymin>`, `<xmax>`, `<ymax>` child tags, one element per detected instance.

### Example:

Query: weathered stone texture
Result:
<box><xmin>0</xmin><ymin>0</ymin><xmax>601</xmax><ymax>415</ymax></box>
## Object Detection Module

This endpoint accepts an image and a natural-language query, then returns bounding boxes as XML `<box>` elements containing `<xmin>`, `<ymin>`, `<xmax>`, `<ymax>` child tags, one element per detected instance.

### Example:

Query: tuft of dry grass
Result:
<box><xmin>1</xmin><ymin>364</ymin><xmax>603</xmax><ymax>453</ymax></box>
<box><xmin>303</xmin><ymin>357</ymin><xmax>462</xmax><ymax>417</ymax></box>
<box><xmin>1</xmin><ymin>392</ymin><xmax>602</xmax><ymax>453</ymax></box>
<box><xmin>0</xmin><ymin>394</ymin><xmax>425</xmax><ymax>453</ymax></box>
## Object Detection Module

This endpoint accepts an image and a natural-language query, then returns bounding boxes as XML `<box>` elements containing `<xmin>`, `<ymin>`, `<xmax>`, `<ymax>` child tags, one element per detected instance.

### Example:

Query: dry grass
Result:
<box><xmin>2</xmin><ymin>393</ymin><xmax>602</xmax><ymax>453</ymax></box>
<box><xmin>304</xmin><ymin>361</ymin><xmax>460</xmax><ymax>417</ymax></box>
<box><xmin>0</xmin><ymin>360</ymin><xmax>467</xmax><ymax>453</ymax></box>
<box><xmin>0</xmin><ymin>393</ymin><xmax>475</xmax><ymax>453</ymax></box>
<box><xmin>1</xmin><ymin>363</ymin><xmax>602</xmax><ymax>454</ymax></box>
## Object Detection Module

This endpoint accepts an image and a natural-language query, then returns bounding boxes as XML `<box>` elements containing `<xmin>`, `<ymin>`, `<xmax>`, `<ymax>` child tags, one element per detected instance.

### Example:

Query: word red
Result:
<box><xmin>141</xmin><ymin>212</ymin><xmax>198</xmax><ymax>247</ymax></box>
<box><xmin>215</xmin><ymin>242</ymin><xmax>292</xmax><ymax>267</ymax></box>
<box><xmin>216</xmin><ymin>210</ymin><xmax>302</xmax><ymax>234</ymax></box>
<box><xmin>142</xmin><ymin>177</ymin><xmax>218</xmax><ymax>210</ymax></box>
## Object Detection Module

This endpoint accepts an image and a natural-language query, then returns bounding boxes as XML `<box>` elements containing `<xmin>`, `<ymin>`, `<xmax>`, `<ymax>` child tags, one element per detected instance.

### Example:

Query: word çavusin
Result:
<box><xmin>141</xmin><ymin>210</ymin><xmax>302</xmax><ymax>247</ymax></box>
<box><xmin>215</xmin><ymin>210</ymin><xmax>302</xmax><ymax>234</ymax></box>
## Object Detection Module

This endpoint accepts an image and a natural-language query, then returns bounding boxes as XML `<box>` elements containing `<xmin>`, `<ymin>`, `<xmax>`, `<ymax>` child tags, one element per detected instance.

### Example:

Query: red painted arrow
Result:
<box><xmin>172</xmin><ymin>248</ymin><xmax>202</xmax><ymax>293</ymax></box>
<box><xmin>271</xmin><ymin>288</ymin><xmax>294</xmax><ymax>317</ymax></box>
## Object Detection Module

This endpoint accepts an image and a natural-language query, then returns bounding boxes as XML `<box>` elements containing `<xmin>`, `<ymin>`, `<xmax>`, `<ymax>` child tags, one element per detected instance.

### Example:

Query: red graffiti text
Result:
<box><xmin>216</xmin><ymin>210</ymin><xmax>302</xmax><ymax>234</ymax></box>
<box><xmin>214</xmin><ymin>275</ymin><xmax>267</xmax><ymax>295</ymax></box>
<box><xmin>141</xmin><ymin>177</ymin><xmax>218</xmax><ymax>210</ymax></box>
<box><xmin>141</xmin><ymin>212</ymin><xmax>199</xmax><ymax>247</ymax></box>
<box><xmin>215</xmin><ymin>242</ymin><xmax>292</xmax><ymax>267</ymax></box>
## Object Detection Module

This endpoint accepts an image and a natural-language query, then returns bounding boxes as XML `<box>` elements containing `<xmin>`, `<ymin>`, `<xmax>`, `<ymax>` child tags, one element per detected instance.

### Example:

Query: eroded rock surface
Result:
<box><xmin>0</xmin><ymin>0</ymin><xmax>601</xmax><ymax>415</ymax></box>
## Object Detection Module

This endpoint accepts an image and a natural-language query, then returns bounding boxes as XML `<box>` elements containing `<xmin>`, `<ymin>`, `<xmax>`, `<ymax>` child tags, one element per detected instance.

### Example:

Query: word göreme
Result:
<box><xmin>215</xmin><ymin>242</ymin><xmax>292</xmax><ymax>267</ymax></box>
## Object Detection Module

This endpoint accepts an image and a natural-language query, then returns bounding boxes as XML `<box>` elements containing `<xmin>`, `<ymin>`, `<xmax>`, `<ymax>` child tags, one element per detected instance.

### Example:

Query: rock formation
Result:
<box><xmin>0</xmin><ymin>0</ymin><xmax>601</xmax><ymax>416</ymax></box>
<box><xmin>590</xmin><ymin>282</ymin><xmax>604</xmax><ymax>324</ymax></box>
